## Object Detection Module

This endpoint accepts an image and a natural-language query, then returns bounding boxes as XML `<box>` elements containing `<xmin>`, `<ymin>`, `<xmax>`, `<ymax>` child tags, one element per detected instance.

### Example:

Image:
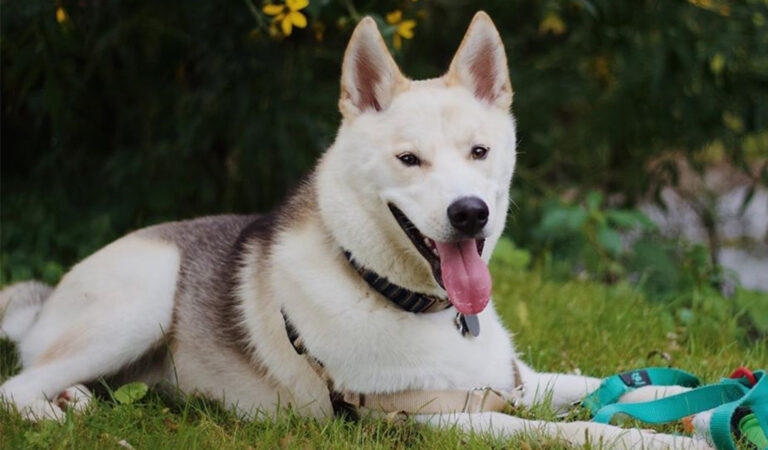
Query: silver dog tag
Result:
<box><xmin>456</xmin><ymin>313</ymin><xmax>480</xmax><ymax>337</ymax></box>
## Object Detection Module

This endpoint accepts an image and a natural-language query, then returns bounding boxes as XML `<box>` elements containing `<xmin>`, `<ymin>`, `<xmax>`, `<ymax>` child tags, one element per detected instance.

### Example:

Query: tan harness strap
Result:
<box><xmin>281</xmin><ymin>308</ymin><xmax>526</xmax><ymax>417</ymax></box>
<box><xmin>340</xmin><ymin>360</ymin><xmax>526</xmax><ymax>415</ymax></box>
<box><xmin>340</xmin><ymin>387</ymin><xmax>512</xmax><ymax>414</ymax></box>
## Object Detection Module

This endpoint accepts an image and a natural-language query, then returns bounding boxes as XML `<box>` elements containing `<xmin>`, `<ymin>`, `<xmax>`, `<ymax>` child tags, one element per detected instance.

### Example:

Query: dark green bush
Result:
<box><xmin>2</xmin><ymin>0</ymin><xmax>766</xmax><ymax>284</ymax></box>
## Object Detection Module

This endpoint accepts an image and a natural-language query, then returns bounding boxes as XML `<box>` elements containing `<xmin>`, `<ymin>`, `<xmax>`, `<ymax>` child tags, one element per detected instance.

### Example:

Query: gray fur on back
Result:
<box><xmin>111</xmin><ymin>179</ymin><xmax>316</xmax><ymax>385</ymax></box>
<box><xmin>134</xmin><ymin>214</ymin><xmax>271</xmax><ymax>368</ymax></box>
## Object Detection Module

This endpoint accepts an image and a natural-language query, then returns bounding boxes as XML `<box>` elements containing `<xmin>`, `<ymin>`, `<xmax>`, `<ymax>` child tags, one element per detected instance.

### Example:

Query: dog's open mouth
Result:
<box><xmin>388</xmin><ymin>204</ymin><xmax>491</xmax><ymax>315</ymax></box>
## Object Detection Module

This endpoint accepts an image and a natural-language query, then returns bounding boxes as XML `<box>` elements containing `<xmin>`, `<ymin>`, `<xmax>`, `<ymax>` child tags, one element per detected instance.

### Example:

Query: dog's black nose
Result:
<box><xmin>447</xmin><ymin>197</ymin><xmax>489</xmax><ymax>236</ymax></box>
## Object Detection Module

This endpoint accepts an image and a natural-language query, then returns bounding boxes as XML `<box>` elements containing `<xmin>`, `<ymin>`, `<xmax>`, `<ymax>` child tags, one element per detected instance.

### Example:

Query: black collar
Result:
<box><xmin>342</xmin><ymin>250</ymin><xmax>481</xmax><ymax>337</ymax></box>
<box><xmin>343</xmin><ymin>250</ymin><xmax>452</xmax><ymax>314</ymax></box>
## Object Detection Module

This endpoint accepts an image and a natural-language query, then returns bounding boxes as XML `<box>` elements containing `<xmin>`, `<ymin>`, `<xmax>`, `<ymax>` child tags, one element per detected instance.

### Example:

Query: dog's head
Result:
<box><xmin>317</xmin><ymin>12</ymin><xmax>516</xmax><ymax>315</ymax></box>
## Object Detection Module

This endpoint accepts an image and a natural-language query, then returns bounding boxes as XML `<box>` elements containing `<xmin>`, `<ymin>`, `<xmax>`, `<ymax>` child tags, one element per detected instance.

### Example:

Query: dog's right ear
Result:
<box><xmin>340</xmin><ymin>17</ymin><xmax>408</xmax><ymax>119</ymax></box>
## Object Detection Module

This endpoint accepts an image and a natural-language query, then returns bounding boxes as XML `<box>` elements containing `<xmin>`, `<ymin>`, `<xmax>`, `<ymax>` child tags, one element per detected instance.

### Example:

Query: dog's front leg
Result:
<box><xmin>411</xmin><ymin>412</ymin><xmax>711</xmax><ymax>449</ymax></box>
<box><xmin>517</xmin><ymin>361</ymin><xmax>602</xmax><ymax>412</ymax></box>
<box><xmin>517</xmin><ymin>361</ymin><xmax>694</xmax><ymax>413</ymax></box>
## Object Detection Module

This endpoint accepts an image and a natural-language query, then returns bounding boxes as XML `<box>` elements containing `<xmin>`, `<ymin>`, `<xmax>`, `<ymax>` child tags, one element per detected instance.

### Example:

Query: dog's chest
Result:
<box><xmin>269</xmin><ymin>222</ymin><xmax>518</xmax><ymax>394</ymax></box>
<box><xmin>284</xmin><ymin>301</ymin><xmax>517</xmax><ymax>393</ymax></box>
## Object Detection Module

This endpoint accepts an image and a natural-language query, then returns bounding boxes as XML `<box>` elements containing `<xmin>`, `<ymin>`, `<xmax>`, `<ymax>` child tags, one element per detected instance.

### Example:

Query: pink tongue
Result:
<box><xmin>434</xmin><ymin>240</ymin><xmax>491</xmax><ymax>315</ymax></box>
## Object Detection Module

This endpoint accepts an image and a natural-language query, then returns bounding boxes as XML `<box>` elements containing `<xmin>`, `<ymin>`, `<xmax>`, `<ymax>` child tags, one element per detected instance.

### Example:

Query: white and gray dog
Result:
<box><xmin>0</xmin><ymin>12</ymin><xmax>707</xmax><ymax>449</ymax></box>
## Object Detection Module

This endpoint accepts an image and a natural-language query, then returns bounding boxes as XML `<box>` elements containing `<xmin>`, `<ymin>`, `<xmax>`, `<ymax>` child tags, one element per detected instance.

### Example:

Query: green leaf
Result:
<box><xmin>41</xmin><ymin>261</ymin><xmax>65</xmax><ymax>285</ymax></box>
<box><xmin>596</xmin><ymin>226</ymin><xmax>623</xmax><ymax>255</ymax></box>
<box><xmin>585</xmin><ymin>191</ymin><xmax>603</xmax><ymax>211</ymax></box>
<box><xmin>114</xmin><ymin>382</ymin><xmax>148</xmax><ymax>405</ymax></box>
<box><xmin>736</xmin><ymin>289</ymin><xmax>768</xmax><ymax>333</ymax></box>
<box><xmin>574</xmin><ymin>0</ymin><xmax>598</xmax><ymax>17</ymax></box>
<box><xmin>491</xmin><ymin>237</ymin><xmax>531</xmax><ymax>271</ymax></box>
<box><xmin>678</xmin><ymin>308</ymin><xmax>694</xmax><ymax>325</ymax></box>
<box><xmin>539</xmin><ymin>206</ymin><xmax>588</xmax><ymax>234</ymax></box>
<box><xmin>605</xmin><ymin>209</ymin><xmax>655</xmax><ymax>230</ymax></box>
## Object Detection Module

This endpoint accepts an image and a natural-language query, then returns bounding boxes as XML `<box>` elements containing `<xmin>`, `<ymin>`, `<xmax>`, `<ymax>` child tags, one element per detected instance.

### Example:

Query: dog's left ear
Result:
<box><xmin>446</xmin><ymin>12</ymin><xmax>512</xmax><ymax>110</ymax></box>
<box><xmin>340</xmin><ymin>17</ymin><xmax>409</xmax><ymax>119</ymax></box>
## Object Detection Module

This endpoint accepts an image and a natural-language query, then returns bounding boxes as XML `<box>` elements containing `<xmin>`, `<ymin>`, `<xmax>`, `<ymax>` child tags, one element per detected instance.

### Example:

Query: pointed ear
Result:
<box><xmin>445</xmin><ymin>12</ymin><xmax>512</xmax><ymax>110</ymax></box>
<box><xmin>340</xmin><ymin>17</ymin><xmax>408</xmax><ymax>118</ymax></box>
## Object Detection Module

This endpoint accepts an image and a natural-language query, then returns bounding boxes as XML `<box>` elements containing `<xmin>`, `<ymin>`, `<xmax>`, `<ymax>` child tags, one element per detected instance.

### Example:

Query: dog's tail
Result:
<box><xmin>0</xmin><ymin>281</ymin><xmax>53</xmax><ymax>343</ymax></box>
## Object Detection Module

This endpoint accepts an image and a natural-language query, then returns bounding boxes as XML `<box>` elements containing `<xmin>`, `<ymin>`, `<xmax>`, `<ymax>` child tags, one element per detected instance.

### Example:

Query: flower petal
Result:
<box><xmin>55</xmin><ymin>6</ymin><xmax>69</xmax><ymax>24</ymax></box>
<box><xmin>262</xmin><ymin>4</ymin><xmax>285</xmax><ymax>15</ymax></box>
<box><xmin>398</xmin><ymin>20</ymin><xmax>416</xmax><ymax>39</ymax></box>
<box><xmin>386</xmin><ymin>10</ymin><xmax>402</xmax><ymax>25</ymax></box>
<box><xmin>281</xmin><ymin>16</ymin><xmax>293</xmax><ymax>35</ymax></box>
<box><xmin>539</xmin><ymin>13</ymin><xmax>566</xmax><ymax>36</ymax></box>
<box><xmin>393</xmin><ymin>34</ymin><xmax>402</xmax><ymax>50</ymax></box>
<box><xmin>286</xmin><ymin>0</ymin><xmax>309</xmax><ymax>11</ymax></box>
<box><xmin>289</xmin><ymin>11</ymin><xmax>307</xmax><ymax>28</ymax></box>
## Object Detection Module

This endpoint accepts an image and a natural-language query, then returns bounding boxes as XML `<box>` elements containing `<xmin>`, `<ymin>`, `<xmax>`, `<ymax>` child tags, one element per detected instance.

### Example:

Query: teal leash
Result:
<box><xmin>584</xmin><ymin>367</ymin><xmax>768</xmax><ymax>449</ymax></box>
<box><xmin>582</xmin><ymin>368</ymin><xmax>701</xmax><ymax>414</ymax></box>
<box><xmin>708</xmin><ymin>370</ymin><xmax>767</xmax><ymax>450</ymax></box>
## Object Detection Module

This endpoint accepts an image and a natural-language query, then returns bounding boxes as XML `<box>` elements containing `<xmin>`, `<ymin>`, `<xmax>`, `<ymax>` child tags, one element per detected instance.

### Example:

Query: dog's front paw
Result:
<box><xmin>53</xmin><ymin>384</ymin><xmax>93</xmax><ymax>413</ymax></box>
<box><xmin>1</xmin><ymin>383</ymin><xmax>92</xmax><ymax>422</ymax></box>
<box><xmin>16</xmin><ymin>399</ymin><xmax>66</xmax><ymax>422</ymax></box>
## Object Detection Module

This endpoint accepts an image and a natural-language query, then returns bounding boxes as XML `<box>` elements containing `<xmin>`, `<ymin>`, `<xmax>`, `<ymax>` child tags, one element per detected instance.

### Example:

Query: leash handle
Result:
<box><xmin>588</xmin><ymin>368</ymin><xmax>768</xmax><ymax>450</ymax></box>
<box><xmin>582</xmin><ymin>367</ymin><xmax>700</xmax><ymax>415</ymax></box>
<box><xmin>591</xmin><ymin>381</ymin><xmax>748</xmax><ymax>424</ymax></box>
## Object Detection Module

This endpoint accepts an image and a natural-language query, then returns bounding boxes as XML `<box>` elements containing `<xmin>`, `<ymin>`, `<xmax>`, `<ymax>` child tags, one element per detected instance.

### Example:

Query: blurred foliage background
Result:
<box><xmin>2</xmin><ymin>0</ymin><xmax>767</xmax><ymax>333</ymax></box>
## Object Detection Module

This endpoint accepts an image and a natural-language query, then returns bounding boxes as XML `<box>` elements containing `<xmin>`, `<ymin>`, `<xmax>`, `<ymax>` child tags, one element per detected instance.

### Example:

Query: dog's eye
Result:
<box><xmin>470</xmin><ymin>145</ymin><xmax>489</xmax><ymax>160</ymax></box>
<box><xmin>396</xmin><ymin>152</ymin><xmax>421</xmax><ymax>167</ymax></box>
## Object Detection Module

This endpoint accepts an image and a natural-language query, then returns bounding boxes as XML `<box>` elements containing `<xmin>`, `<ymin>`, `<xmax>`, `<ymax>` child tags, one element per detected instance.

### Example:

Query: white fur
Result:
<box><xmin>411</xmin><ymin>411</ymin><xmax>704</xmax><ymax>449</ymax></box>
<box><xmin>1</xmin><ymin>235</ymin><xmax>179</xmax><ymax>419</ymax></box>
<box><xmin>0</xmin><ymin>11</ymin><xmax>711</xmax><ymax>449</ymax></box>
<box><xmin>0</xmin><ymin>281</ymin><xmax>52</xmax><ymax>342</ymax></box>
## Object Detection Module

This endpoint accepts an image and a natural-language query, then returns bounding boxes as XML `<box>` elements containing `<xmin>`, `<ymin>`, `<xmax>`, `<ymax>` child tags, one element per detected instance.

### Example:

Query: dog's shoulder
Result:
<box><xmin>135</xmin><ymin>215</ymin><xmax>264</xmax><ymax>252</ymax></box>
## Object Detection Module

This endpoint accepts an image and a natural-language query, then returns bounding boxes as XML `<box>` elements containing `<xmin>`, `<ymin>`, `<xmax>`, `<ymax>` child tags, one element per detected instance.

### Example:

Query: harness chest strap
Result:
<box><xmin>338</xmin><ymin>383</ymin><xmax>520</xmax><ymax>415</ymax></box>
<box><xmin>281</xmin><ymin>308</ymin><xmax>525</xmax><ymax>415</ymax></box>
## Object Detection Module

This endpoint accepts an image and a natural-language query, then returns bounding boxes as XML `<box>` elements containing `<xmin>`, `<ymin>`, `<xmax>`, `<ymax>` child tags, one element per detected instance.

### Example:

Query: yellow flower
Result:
<box><xmin>688</xmin><ymin>0</ymin><xmax>712</xmax><ymax>7</ymax></box>
<box><xmin>710</xmin><ymin>52</ymin><xmax>725</xmax><ymax>75</ymax></box>
<box><xmin>263</xmin><ymin>0</ymin><xmax>308</xmax><ymax>37</ymax></box>
<box><xmin>55</xmin><ymin>6</ymin><xmax>69</xmax><ymax>24</ymax></box>
<box><xmin>722</xmin><ymin>111</ymin><xmax>744</xmax><ymax>133</ymax></box>
<box><xmin>539</xmin><ymin>12</ymin><xmax>566</xmax><ymax>36</ymax></box>
<box><xmin>591</xmin><ymin>56</ymin><xmax>614</xmax><ymax>87</ymax></box>
<box><xmin>386</xmin><ymin>10</ymin><xmax>416</xmax><ymax>50</ymax></box>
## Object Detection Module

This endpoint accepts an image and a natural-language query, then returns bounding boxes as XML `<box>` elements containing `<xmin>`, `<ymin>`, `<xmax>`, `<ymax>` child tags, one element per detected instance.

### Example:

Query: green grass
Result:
<box><xmin>1</xmin><ymin>267</ymin><xmax>766</xmax><ymax>449</ymax></box>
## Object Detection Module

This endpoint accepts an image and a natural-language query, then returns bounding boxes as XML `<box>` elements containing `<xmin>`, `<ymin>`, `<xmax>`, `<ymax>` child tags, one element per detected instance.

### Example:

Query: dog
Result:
<box><xmin>1</xmin><ymin>12</ymin><xmax>708</xmax><ymax>448</ymax></box>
